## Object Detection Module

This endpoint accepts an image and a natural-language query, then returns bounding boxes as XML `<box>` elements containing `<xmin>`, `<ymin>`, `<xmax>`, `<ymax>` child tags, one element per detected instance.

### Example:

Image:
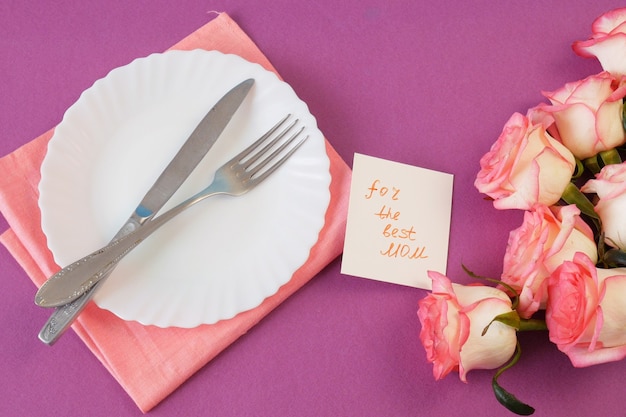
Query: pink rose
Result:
<box><xmin>526</xmin><ymin>104</ymin><xmax>560</xmax><ymax>140</ymax></box>
<box><xmin>573</xmin><ymin>7</ymin><xmax>626</xmax><ymax>76</ymax></box>
<box><xmin>501</xmin><ymin>205</ymin><xmax>597</xmax><ymax>319</ymax></box>
<box><xmin>475</xmin><ymin>112</ymin><xmax>576</xmax><ymax>210</ymax></box>
<box><xmin>546</xmin><ymin>252</ymin><xmax>626</xmax><ymax>367</ymax></box>
<box><xmin>581</xmin><ymin>162</ymin><xmax>626</xmax><ymax>250</ymax></box>
<box><xmin>417</xmin><ymin>271</ymin><xmax>517</xmax><ymax>382</ymax></box>
<box><xmin>540</xmin><ymin>72</ymin><xmax>626</xmax><ymax>159</ymax></box>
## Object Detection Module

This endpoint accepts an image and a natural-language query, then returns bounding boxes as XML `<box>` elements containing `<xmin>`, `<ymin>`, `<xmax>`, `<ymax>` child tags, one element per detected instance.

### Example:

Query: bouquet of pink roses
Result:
<box><xmin>417</xmin><ymin>7</ymin><xmax>626</xmax><ymax>416</ymax></box>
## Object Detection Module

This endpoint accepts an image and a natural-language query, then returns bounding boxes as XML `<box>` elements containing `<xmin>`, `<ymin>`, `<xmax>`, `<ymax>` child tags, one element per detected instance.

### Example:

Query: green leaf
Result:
<box><xmin>603</xmin><ymin>248</ymin><xmax>626</xmax><ymax>268</ymax></box>
<box><xmin>493</xmin><ymin>380</ymin><xmax>535</xmax><ymax>416</ymax></box>
<box><xmin>571</xmin><ymin>158</ymin><xmax>585</xmax><ymax>179</ymax></box>
<box><xmin>482</xmin><ymin>311</ymin><xmax>521</xmax><ymax>336</ymax></box>
<box><xmin>584</xmin><ymin>149</ymin><xmax>622</xmax><ymax>174</ymax></box>
<box><xmin>583</xmin><ymin>155</ymin><xmax>601</xmax><ymax>174</ymax></box>
<box><xmin>492</xmin><ymin>342</ymin><xmax>535</xmax><ymax>415</ymax></box>
<box><xmin>560</xmin><ymin>182</ymin><xmax>599</xmax><ymax>220</ymax></box>
<box><xmin>599</xmin><ymin>149</ymin><xmax>621</xmax><ymax>166</ymax></box>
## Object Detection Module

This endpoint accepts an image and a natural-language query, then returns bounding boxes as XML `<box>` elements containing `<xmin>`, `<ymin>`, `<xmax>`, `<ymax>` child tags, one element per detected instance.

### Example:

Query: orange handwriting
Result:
<box><xmin>365</xmin><ymin>179</ymin><xmax>426</xmax><ymax>260</ymax></box>
<box><xmin>365</xmin><ymin>179</ymin><xmax>400</xmax><ymax>200</ymax></box>
<box><xmin>382</xmin><ymin>223</ymin><xmax>416</xmax><ymax>240</ymax></box>
<box><xmin>374</xmin><ymin>205</ymin><xmax>400</xmax><ymax>220</ymax></box>
<box><xmin>380</xmin><ymin>242</ymin><xmax>428</xmax><ymax>259</ymax></box>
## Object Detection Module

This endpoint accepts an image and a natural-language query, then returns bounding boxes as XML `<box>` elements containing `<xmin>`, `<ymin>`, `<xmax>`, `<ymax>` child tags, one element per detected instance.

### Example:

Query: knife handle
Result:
<box><xmin>38</xmin><ymin>199</ymin><xmax>188</xmax><ymax>341</ymax></box>
<box><xmin>37</xmin><ymin>216</ymin><xmax>144</xmax><ymax>345</ymax></box>
<box><xmin>38</xmin><ymin>276</ymin><xmax>107</xmax><ymax>345</ymax></box>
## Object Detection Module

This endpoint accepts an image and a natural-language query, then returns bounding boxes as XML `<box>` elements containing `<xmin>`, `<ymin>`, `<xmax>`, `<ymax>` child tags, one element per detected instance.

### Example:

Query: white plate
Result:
<box><xmin>39</xmin><ymin>50</ymin><xmax>331</xmax><ymax>328</ymax></box>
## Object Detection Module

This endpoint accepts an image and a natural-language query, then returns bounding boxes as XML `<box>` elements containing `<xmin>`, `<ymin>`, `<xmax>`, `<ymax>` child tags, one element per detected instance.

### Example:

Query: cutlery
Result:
<box><xmin>35</xmin><ymin>114</ymin><xmax>307</xmax><ymax>307</ymax></box>
<box><xmin>36</xmin><ymin>77</ymin><xmax>254</xmax><ymax>344</ymax></box>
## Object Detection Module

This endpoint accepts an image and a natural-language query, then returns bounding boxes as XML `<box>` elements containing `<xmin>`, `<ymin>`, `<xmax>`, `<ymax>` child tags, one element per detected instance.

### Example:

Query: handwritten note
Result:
<box><xmin>341</xmin><ymin>153</ymin><xmax>453</xmax><ymax>289</ymax></box>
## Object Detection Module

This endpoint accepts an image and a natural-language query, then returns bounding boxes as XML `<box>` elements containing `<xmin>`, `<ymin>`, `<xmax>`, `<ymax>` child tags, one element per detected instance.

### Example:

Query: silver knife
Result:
<box><xmin>37</xmin><ymin>78</ymin><xmax>255</xmax><ymax>345</ymax></box>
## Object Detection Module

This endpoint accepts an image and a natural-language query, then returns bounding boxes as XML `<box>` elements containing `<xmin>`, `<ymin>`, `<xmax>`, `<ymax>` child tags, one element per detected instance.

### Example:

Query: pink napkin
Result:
<box><xmin>0</xmin><ymin>13</ymin><xmax>351</xmax><ymax>413</ymax></box>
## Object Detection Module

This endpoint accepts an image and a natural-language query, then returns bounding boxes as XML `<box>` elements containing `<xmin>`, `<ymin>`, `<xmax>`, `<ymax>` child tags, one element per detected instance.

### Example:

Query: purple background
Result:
<box><xmin>1</xmin><ymin>1</ymin><xmax>625</xmax><ymax>416</ymax></box>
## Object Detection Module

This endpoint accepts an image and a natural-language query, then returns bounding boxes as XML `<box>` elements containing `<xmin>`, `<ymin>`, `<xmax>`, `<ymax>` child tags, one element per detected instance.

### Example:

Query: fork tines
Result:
<box><xmin>238</xmin><ymin>114</ymin><xmax>309</xmax><ymax>182</ymax></box>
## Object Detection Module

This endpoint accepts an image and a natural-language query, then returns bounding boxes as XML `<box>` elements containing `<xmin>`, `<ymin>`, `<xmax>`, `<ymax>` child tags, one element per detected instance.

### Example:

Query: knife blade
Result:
<box><xmin>37</xmin><ymin>77</ymin><xmax>254</xmax><ymax>345</ymax></box>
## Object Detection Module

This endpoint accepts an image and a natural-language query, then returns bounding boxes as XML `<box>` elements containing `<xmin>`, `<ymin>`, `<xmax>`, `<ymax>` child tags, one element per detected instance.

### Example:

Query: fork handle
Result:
<box><xmin>35</xmin><ymin>188</ymin><xmax>217</xmax><ymax>308</ymax></box>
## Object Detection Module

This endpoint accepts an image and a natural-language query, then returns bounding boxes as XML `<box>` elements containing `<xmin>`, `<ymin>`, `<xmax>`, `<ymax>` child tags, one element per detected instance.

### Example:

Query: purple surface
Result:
<box><xmin>1</xmin><ymin>1</ymin><xmax>625</xmax><ymax>416</ymax></box>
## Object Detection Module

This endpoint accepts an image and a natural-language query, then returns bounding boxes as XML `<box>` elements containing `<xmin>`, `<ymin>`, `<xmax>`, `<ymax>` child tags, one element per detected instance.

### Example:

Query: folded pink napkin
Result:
<box><xmin>0</xmin><ymin>13</ymin><xmax>351</xmax><ymax>413</ymax></box>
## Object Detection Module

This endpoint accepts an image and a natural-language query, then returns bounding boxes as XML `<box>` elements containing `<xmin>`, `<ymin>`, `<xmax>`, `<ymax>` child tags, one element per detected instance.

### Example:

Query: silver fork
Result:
<box><xmin>35</xmin><ymin>114</ymin><xmax>308</xmax><ymax>308</ymax></box>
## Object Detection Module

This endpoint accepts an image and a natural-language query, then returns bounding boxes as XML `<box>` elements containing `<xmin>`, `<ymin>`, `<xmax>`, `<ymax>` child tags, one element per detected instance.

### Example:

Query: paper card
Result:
<box><xmin>341</xmin><ymin>153</ymin><xmax>453</xmax><ymax>289</ymax></box>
